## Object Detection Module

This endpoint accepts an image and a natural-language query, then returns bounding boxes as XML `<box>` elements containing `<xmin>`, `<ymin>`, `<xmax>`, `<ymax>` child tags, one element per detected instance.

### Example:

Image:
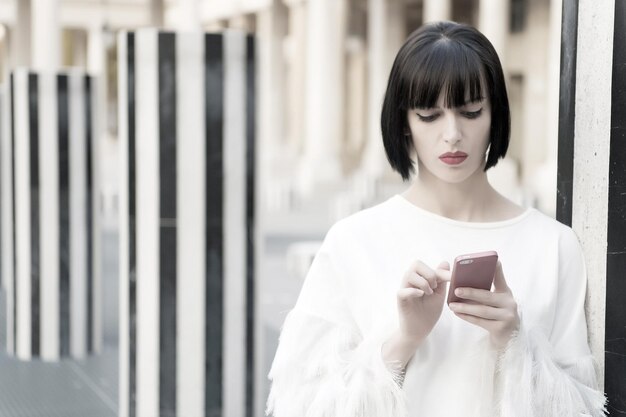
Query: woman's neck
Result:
<box><xmin>401</xmin><ymin>168</ymin><xmax>520</xmax><ymax>222</ymax></box>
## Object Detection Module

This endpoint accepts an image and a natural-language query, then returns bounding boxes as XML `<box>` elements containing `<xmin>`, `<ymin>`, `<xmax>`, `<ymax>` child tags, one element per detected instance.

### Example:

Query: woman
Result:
<box><xmin>266</xmin><ymin>21</ymin><xmax>607</xmax><ymax>417</ymax></box>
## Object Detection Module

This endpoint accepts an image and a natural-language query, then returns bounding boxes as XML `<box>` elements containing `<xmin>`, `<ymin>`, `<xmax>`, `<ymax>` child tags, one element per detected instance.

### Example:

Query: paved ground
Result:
<box><xmin>0</xmin><ymin>231</ymin><xmax>119</xmax><ymax>417</ymax></box>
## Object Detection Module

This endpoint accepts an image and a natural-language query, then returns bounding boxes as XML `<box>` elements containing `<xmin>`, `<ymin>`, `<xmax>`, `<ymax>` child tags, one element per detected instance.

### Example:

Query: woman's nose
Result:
<box><xmin>442</xmin><ymin>115</ymin><xmax>462</xmax><ymax>144</ymax></box>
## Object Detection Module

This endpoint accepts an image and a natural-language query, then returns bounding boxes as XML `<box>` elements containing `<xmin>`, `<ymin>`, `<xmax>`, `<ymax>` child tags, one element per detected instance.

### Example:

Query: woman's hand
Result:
<box><xmin>448</xmin><ymin>261</ymin><xmax>520</xmax><ymax>349</ymax></box>
<box><xmin>396</xmin><ymin>260</ymin><xmax>451</xmax><ymax>344</ymax></box>
<box><xmin>382</xmin><ymin>261</ymin><xmax>451</xmax><ymax>370</ymax></box>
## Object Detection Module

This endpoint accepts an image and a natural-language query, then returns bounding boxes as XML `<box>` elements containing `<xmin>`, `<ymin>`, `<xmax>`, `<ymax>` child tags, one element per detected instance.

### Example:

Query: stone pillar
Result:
<box><xmin>285</xmin><ymin>0</ymin><xmax>306</xmax><ymax>158</ymax></box>
<box><xmin>117</xmin><ymin>29</ymin><xmax>256</xmax><ymax>417</ymax></box>
<box><xmin>361</xmin><ymin>0</ymin><xmax>405</xmax><ymax>180</ymax></box>
<box><xmin>257</xmin><ymin>1</ymin><xmax>288</xmax><ymax>201</ymax></box>
<box><xmin>520</xmin><ymin>3</ymin><xmax>552</xmax><ymax>214</ymax></box>
<box><xmin>4</xmin><ymin>69</ymin><xmax>99</xmax><ymax>361</ymax></box>
<box><xmin>0</xmin><ymin>85</ymin><xmax>10</xmax><ymax>293</ymax></box>
<box><xmin>344</xmin><ymin>37</ymin><xmax>367</xmax><ymax>161</ymax></box>
<box><xmin>296</xmin><ymin>0</ymin><xmax>346</xmax><ymax>196</ymax></box>
<box><xmin>177</xmin><ymin>0</ymin><xmax>201</xmax><ymax>31</ymax></box>
<box><xmin>422</xmin><ymin>0</ymin><xmax>452</xmax><ymax>23</ymax></box>
<box><xmin>12</xmin><ymin>0</ymin><xmax>31</xmax><ymax>68</ymax></box>
<box><xmin>478</xmin><ymin>0</ymin><xmax>509</xmax><ymax>60</ymax></box>
<box><xmin>556</xmin><ymin>0</ymin><xmax>626</xmax><ymax>411</ymax></box>
<box><xmin>530</xmin><ymin>0</ymin><xmax>562</xmax><ymax>217</ymax></box>
<box><xmin>32</xmin><ymin>0</ymin><xmax>60</xmax><ymax>70</ymax></box>
<box><xmin>546</xmin><ymin>0</ymin><xmax>562</xmax><ymax>161</ymax></box>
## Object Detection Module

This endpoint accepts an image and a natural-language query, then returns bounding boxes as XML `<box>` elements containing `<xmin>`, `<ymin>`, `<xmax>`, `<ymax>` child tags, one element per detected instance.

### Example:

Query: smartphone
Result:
<box><xmin>447</xmin><ymin>251</ymin><xmax>498</xmax><ymax>305</ymax></box>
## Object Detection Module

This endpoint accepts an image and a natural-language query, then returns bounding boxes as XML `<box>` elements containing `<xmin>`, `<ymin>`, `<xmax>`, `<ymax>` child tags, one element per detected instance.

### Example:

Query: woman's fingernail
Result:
<box><xmin>455</xmin><ymin>288</ymin><xmax>463</xmax><ymax>296</ymax></box>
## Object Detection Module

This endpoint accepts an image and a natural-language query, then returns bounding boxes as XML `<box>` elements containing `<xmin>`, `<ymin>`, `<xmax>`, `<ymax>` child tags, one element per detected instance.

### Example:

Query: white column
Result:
<box><xmin>478</xmin><ymin>0</ymin><xmax>510</xmax><ymax>60</ymax></box>
<box><xmin>176</xmin><ymin>30</ymin><xmax>206</xmax><ymax>417</ymax></box>
<box><xmin>12</xmin><ymin>0</ymin><xmax>31</xmax><ymax>67</ymax></box>
<box><xmin>177</xmin><ymin>0</ymin><xmax>201</xmax><ymax>31</ymax></box>
<box><xmin>521</xmin><ymin>3</ymin><xmax>551</xmax><ymax>212</ymax></box>
<box><xmin>297</xmin><ymin>0</ymin><xmax>346</xmax><ymax>196</ymax></box>
<box><xmin>13</xmin><ymin>70</ymin><xmax>31</xmax><ymax>360</ymax></box>
<box><xmin>32</xmin><ymin>0</ymin><xmax>60</xmax><ymax>70</ymax></box>
<box><xmin>530</xmin><ymin>0</ymin><xmax>562</xmax><ymax>216</ymax></box>
<box><xmin>361</xmin><ymin>0</ymin><xmax>405</xmax><ymax>180</ymax></box>
<box><xmin>88</xmin><ymin>26</ymin><xmax>105</xmax><ymax>75</ymax></box>
<box><xmin>423</xmin><ymin>0</ymin><xmax>452</xmax><ymax>23</ymax></box>
<box><xmin>38</xmin><ymin>72</ymin><xmax>60</xmax><ymax>361</ymax></box>
<box><xmin>285</xmin><ymin>0</ymin><xmax>306</xmax><ymax>157</ymax></box>
<box><xmin>258</xmin><ymin>2</ymin><xmax>288</xmax><ymax>207</ymax></box>
<box><xmin>345</xmin><ymin>37</ymin><xmax>367</xmax><ymax>157</ymax></box>
<box><xmin>546</xmin><ymin>0</ymin><xmax>562</xmax><ymax>162</ymax></box>
<box><xmin>134</xmin><ymin>29</ymin><xmax>160</xmax><ymax>417</ymax></box>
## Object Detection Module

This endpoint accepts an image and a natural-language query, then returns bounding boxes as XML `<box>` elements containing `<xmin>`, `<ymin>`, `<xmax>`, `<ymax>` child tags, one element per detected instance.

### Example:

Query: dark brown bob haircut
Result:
<box><xmin>381</xmin><ymin>21</ymin><xmax>511</xmax><ymax>181</ymax></box>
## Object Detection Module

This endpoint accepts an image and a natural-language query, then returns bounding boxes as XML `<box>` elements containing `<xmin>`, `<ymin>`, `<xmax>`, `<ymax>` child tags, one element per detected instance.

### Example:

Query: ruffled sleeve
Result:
<box><xmin>496</xmin><ymin>228</ymin><xmax>607</xmax><ymax>416</ymax></box>
<box><xmin>265</xmin><ymin>225</ymin><xmax>406</xmax><ymax>417</ymax></box>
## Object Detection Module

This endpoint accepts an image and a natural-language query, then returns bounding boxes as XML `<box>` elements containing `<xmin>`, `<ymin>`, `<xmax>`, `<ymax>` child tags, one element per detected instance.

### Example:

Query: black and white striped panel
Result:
<box><xmin>118</xmin><ymin>29</ymin><xmax>256</xmax><ymax>417</ymax></box>
<box><xmin>557</xmin><ymin>0</ymin><xmax>626</xmax><ymax>412</ymax></box>
<box><xmin>4</xmin><ymin>69</ymin><xmax>100</xmax><ymax>361</ymax></box>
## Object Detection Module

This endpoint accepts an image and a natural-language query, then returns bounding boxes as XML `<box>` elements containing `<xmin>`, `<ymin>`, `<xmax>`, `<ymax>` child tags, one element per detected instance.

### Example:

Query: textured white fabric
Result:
<box><xmin>266</xmin><ymin>195</ymin><xmax>607</xmax><ymax>417</ymax></box>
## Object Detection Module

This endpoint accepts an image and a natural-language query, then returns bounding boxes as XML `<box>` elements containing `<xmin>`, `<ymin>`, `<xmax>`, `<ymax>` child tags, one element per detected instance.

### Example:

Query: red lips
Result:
<box><xmin>439</xmin><ymin>151</ymin><xmax>468</xmax><ymax>165</ymax></box>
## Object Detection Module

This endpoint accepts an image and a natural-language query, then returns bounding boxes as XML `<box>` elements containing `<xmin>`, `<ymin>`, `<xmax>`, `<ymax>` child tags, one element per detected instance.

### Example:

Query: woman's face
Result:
<box><xmin>406</xmin><ymin>92</ymin><xmax>491</xmax><ymax>185</ymax></box>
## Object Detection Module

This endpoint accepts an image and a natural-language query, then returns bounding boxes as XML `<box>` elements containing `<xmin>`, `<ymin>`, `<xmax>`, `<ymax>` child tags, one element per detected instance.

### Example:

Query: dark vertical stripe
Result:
<box><xmin>58</xmin><ymin>75</ymin><xmax>70</xmax><ymax>357</ymax></box>
<box><xmin>10</xmin><ymin>74</ymin><xmax>17</xmax><ymax>354</ymax></box>
<box><xmin>85</xmin><ymin>76</ymin><xmax>94</xmax><ymax>354</ymax></box>
<box><xmin>205</xmin><ymin>33</ymin><xmax>224</xmax><ymax>417</ymax></box>
<box><xmin>28</xmin><ymin>74</ymin><xmax>40</xmax><ymax>357</ymax></box>
<box><xmin>606</xmin><ymin>1</ymin><xmax>626</xmax><ymax>412</ymax></box>
<box><xmin>244</xmin><ymin>34</ymin><xmax>256</xmax><ymax>417</ymax></box>
<box><xmin>127</xmin><ymin>32</ymin><xmax>137</xmax><ymax>417</ymax></box>
<box><xmin>158</xmin><ymin>32</ymin><xmax>177</xmax><ymax>417</ymax></box>
<box><xmin>556</xmin><ymin>0</ymin><xmax>579</xmax><ymax>227</ymax></box>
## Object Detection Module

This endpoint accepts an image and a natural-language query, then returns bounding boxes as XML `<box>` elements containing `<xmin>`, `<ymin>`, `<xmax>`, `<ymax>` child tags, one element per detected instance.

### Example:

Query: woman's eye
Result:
<box><xmin>416</xmin><ymin>113</ymin><xmax>438</xmax><ymax>122</ymax></box>
<box><xmin>461</xmin><ymin>108</ymin><xmax>483</xmax><ymax>119</ymax></box>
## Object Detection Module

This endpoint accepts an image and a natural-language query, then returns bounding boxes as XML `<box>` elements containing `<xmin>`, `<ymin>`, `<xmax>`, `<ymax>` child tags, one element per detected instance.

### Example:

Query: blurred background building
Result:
<box><xmin>0</xmin><ymin>0</ymin><xmax>565</xmax><ymax>416</ymax></box>
<box><xmin>0</xmin><ymin>0</ymin><xmax>562</xmax><ymax>225</ymax></box>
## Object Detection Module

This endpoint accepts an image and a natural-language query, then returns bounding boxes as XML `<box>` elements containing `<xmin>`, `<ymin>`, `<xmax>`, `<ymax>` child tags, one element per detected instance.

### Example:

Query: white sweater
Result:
<box><xmin>266</xmin><ymin>195</ymin><xmax>607</xmax><ymax>417</ymax></box>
